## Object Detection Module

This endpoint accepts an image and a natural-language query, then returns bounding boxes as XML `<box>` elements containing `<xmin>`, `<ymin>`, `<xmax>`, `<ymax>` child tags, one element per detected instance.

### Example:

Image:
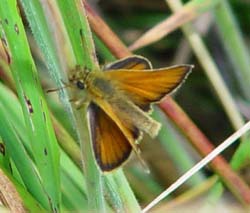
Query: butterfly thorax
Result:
<box><xmin>90</xmin><ymin>73</ymin><xmax>116</xmax><ymax>98</ymax></box>
<box><xmin>69</xmin><ymin>67</ymin><xmax>117</xmax><ymax>100</ymax></box>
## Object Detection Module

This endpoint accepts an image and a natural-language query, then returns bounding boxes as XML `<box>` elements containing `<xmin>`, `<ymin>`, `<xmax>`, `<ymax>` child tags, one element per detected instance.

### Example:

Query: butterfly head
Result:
<box><xmin>68</xmin><ymin>66</ymin><xmax>91</xmax><ymax>90</ymax></box>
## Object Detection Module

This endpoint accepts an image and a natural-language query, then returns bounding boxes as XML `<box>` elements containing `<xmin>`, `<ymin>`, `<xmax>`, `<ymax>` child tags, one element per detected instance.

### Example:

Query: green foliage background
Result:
<box><xmin>0</xmin><ymin>0</ymin><xmax>250</xmax><ymax>212</ymax></box>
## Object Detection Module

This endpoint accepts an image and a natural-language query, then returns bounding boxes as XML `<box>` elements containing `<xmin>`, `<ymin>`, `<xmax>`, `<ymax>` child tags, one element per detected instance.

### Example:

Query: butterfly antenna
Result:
<box><xmin>46</xmin><ymin>80</ymin><xmax>71</xmax><ymax>93</ymax></box>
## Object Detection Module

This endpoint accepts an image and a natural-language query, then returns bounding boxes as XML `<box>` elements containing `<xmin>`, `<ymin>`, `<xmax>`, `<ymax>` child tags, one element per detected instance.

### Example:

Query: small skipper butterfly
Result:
<box><xmin>68</xmin><ymin>55</ymin><xmax>192</xmax><ymax>172</ymax></box>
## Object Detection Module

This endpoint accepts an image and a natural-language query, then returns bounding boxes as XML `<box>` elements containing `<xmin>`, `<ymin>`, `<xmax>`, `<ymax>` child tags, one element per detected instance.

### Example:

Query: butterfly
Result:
<box><xmin>68</xmin><ymin>55</ymin><xmax>192</xmax><ymax>172</ymax></box>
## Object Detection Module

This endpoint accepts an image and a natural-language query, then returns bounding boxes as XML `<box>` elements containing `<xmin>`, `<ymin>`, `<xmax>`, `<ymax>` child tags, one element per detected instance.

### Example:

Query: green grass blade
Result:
<box><xmin>0</xmin><ymin>85</ymin><xmax>49</xmax><ymax>209</ymax></box>
<box><xmin>0</xmin><ymin>0</ymin><xmax>60</xmax><ymax>211</ymax></box>
<box><xmin>57</xmin><ymin>1</ymin><xmax>142</xmax><ymax>210</ymax></box>
<box><xmin>213</xmin><ymin>0</ymin><xmax>250</xmax><ymax>100</ymax></box>
<box><xmin>56</xmin><ymin>1</ymin><xmax>97</xmax><ymax>69</ymax></box>
<box><xmin>60</xmin><ymin>150</ymin><xmax>87</xmax><ymax>211</ymax></box>
<box><xmin>56</xmin><ymin>0</ymin><xmax>105</xmax><ymax>210</ymax></box>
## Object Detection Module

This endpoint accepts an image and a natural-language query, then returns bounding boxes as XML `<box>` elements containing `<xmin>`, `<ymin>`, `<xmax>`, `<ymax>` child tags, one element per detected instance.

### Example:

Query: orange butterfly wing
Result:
<box><xmin>89</xmin><ymin>57</ymin><xmax>192</xmax><ymax>171</ymax></box>
<box><xmin>104</xmin><ymin>65</ymin><xmax>192</xmax><ymax>111</ymax></box>
<box><xmin>89</xmin><ymin>103</ymin><xmax>140</xmax><ymax>171</ymax></box>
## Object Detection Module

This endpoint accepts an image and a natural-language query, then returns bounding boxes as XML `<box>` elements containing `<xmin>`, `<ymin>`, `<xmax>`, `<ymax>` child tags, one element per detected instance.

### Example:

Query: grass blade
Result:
<box><xmin>0</xmin><ymin>1</ymin><xmax>60</xmax><ymax>210</ymax></box>
<box><xmin>214</xmin><ymin>1</ymin><xmax>250</xmax><ymax>100</ymax></box>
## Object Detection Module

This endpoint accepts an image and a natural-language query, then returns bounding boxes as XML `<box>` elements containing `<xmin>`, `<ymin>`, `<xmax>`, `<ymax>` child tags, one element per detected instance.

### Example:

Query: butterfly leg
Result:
<box><xmin>70</xmin><ymin>97</ymin><xmax>88</xmax><ymax>109</ymax></box>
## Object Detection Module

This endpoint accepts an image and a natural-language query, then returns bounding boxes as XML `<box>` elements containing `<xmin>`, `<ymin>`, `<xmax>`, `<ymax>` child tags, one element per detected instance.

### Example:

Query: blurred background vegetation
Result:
<box><xmin>0</xmin><ymin>0</ymin><xmax>250</xmax><ymax>212</ymax></box>
<box><xmin>98</xmin><ymin>0</ymin><xmax>250</xmax><ymax>142</ymax></box>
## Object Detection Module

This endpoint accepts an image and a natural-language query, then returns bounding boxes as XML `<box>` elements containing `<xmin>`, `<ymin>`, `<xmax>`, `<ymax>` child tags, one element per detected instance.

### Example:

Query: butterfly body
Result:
<box><xmin>68</xmin><ymin>55</ymin><xmax>193</xmax><ymax>171</ymax></box>
<box><xmin>70</xmin><ymin>68</ymin><xmax>161</xmax><ymax>136</ymax></box>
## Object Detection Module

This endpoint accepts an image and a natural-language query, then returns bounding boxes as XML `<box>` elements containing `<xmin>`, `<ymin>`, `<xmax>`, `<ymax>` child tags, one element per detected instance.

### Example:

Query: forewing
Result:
<box><xmin>104</xmin><ymin>65</ymin><xmax>192</xmax><ymax>112</ymax></box>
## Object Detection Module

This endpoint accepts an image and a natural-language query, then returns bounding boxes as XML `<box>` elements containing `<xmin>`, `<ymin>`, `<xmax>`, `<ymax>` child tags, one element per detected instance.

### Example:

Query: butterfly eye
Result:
<box><xmin>76</xmin><ymin>81</ymin><xmax>85</xmax><ymax>89</ymax></box>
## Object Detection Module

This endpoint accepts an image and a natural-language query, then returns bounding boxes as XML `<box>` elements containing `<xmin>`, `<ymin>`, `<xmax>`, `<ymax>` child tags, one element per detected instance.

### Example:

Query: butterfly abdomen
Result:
<box><xmin>112</xmin><ymin>97</ymin><xmax>161</xmax><ymax>138</ymax></box>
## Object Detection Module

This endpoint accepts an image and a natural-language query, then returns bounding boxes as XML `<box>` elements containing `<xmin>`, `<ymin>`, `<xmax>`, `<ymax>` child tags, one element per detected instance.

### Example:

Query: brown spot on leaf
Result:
<box><xmin>24</xmin><ymin>95</ymin><xmax>34</xmax><ymax>113</ymax></box>
<box><xmin>44</xmin><ymin>148</ymin><xmax>47</xmax><ymax>156</ymax></box>
<box><xmin>0</xmin><ymin>143</ymin><xmax>5</xmax><ymax>155</ymax></box>
<box><xmin>14</xmin><ymin>23</ymin><xmax>19</xmax><ymax>34</ymax></box>
<box><xmin>79</xmin><ymin>28</ymin><xmax>83</xmax><ymax>37</ymax></box>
